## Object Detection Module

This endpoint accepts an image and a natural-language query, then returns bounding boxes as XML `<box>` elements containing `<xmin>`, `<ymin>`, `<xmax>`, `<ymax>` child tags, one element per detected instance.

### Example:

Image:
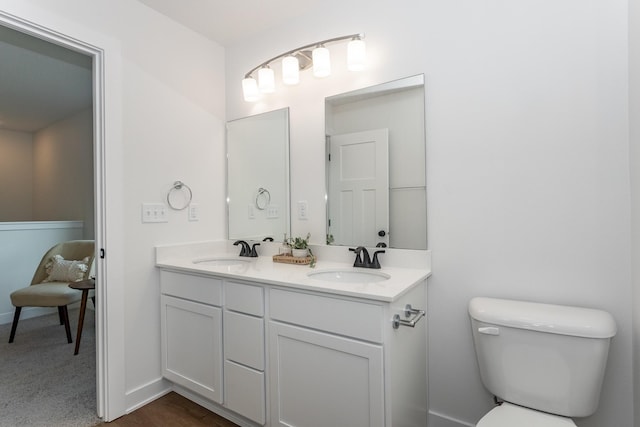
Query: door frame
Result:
<box><xmin>0</xmin><ymin>6</ymin><xmax>126</xmax><ymax>421</ymax></box>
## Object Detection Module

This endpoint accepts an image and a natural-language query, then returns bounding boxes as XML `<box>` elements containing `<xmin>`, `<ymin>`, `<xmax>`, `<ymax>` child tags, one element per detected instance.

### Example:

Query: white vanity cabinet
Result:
<box><xmin>159</xmin><ymin>266</ymin><xmax>427</xmax><ymax>427</ymax></box>
<box><xmin>160</xmin><ymin>270</ymin><xmax>223</xmax><ymax>403</ymax></box>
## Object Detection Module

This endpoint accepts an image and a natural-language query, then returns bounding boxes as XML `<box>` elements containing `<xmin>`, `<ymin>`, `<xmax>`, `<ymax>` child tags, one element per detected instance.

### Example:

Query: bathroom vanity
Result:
<box><xmin>156</xmin><ymin>241</ymin><xmax>430</xmax><ymax>427</ymax></box>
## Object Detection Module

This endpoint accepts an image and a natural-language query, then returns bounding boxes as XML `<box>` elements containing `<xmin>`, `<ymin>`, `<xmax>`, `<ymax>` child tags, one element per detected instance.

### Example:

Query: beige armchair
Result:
<box><xmin>8</xmin><ymin>240</ymin><xmax>95</xmax><ymax>343</ymax></box>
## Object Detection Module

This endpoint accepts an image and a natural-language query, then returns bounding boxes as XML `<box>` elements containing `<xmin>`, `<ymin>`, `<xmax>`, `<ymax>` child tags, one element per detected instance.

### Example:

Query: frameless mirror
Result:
<box><xmin>227</xmin><ymin>108</ymin><xmax>290</xmax><ymax>241</ymax></box>
<box><xmin>325</xmin><ymin>75</ymin><xmax>426</xmax><ymax>250</ymax></box>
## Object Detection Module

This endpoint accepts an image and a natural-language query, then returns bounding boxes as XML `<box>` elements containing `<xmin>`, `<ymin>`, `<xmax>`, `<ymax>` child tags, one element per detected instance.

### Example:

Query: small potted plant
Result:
<box><xmin>290</xmin><ymin>233</ymin><xmax>311</xmax><ymax>258</ymax></box>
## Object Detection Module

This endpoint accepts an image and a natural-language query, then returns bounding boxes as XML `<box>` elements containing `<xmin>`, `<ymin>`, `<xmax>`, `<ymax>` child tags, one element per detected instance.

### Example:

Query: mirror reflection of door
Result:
<box><xmin>328</xmin><ymin>129</ymin><xmax>389</xmax><ymax>247</ymax></box>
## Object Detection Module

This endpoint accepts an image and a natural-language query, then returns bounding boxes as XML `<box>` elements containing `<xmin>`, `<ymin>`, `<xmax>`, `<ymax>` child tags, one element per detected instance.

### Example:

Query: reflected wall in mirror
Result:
<box><xmin>325</xmin><ymin>75</ymin><xmax>426</xmax><ymax>250</ymax></box>
<box><xmin>227</xmin><ymin>108</ymin><xmax>290</xmax><ymax>241</ymax></box>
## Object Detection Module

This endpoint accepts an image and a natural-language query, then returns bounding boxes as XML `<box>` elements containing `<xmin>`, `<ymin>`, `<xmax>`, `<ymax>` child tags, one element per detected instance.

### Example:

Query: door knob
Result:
<box><xmin>378</xmin><ymin>230</ymin><xmax>386</xmax><ymax>237</ymax></box>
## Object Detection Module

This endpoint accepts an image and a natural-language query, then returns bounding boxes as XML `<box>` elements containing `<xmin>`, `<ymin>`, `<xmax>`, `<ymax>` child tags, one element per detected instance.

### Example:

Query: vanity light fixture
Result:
<box><xmin>242</xmin><ymin>33</ymin><xmax>365</xmax><ymax>102</ymax></box>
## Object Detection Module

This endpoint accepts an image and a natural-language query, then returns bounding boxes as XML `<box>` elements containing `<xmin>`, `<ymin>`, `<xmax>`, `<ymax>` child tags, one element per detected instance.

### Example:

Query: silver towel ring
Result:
<box><xmin>167</xmin><ymin>181</ymin><xmax>193</xmax><ymax>210</ymax></box>
<box><xmin>255</xmin><ymin>187</ymin><xmax>271</xmax><ymax>210</ymax></box>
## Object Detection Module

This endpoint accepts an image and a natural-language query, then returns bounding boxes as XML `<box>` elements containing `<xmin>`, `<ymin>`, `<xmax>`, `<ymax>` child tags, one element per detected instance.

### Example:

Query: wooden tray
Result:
<box><xmin>272</xmin><ymin>254</ymin><xmax>313</xmax><ymax>265</ymax></box>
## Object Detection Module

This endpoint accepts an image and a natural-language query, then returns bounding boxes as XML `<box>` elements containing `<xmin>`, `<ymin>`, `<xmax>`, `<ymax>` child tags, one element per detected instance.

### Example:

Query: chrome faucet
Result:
<box><xmin>234</xmin><ymin>240</ymin><xmax>260</xmax><ymax>257</ymax></box>
<box><xmin>349</xmin><ymin>246</ymin><xmax>385</xmax><ymax>269</ymax></box>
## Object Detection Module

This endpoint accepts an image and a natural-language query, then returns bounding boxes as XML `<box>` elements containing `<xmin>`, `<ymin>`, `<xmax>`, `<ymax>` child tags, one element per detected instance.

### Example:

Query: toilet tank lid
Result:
<box><xmin>469</xmin><ymin>297</ymin><xmax>617</xmax><ymax>339</ymax></box>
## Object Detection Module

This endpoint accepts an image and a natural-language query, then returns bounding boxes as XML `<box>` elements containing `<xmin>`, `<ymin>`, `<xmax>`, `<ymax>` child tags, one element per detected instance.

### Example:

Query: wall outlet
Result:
<box><xmin>297</xmin><ymin>201</ymin><xmax>308</xmax><ymax>220</ymax></box>
<box><xmin>188</xmin><ymin>203</ymin><xmax>199</xmax><ymax>221</ymax></box>
<box><xmin>141</xmin><ymin>203</ymin><xmax>168</xmax><ymax>223</ymax></box>
<box><xmin>248</xmin><ymin>204</ymin><xmax>255</xmax><ymax>219</ymax></box>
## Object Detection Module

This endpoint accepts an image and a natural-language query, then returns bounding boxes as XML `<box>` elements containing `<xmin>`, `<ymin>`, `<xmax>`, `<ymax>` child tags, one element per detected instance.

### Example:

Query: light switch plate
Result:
<box><xmin>267</xmin><ymin>205</ymin><xmax>279</xmax><ymax>219</ymax></box>
<box><xmin>142</xmin><ymin>203</ymin><xmax>168</xmax><ymax>223</ymax></box>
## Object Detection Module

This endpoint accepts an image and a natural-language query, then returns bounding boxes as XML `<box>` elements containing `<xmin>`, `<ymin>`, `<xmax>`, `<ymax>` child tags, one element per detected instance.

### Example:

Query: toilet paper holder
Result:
<box><xmin>392</xmin><ymin>304</ymin><xmax>425</xmax><ymax>329</ymax></box>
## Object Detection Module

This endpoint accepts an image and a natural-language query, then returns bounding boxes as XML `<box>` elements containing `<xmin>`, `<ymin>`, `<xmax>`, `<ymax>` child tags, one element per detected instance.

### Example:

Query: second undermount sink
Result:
<box><xmin>193</xmin><ymin>257</ymin><xmax>251</xmax><ymax>267</ymax></box>
<box><xmin>307</xmin><ymin>269</ymin><xmax>390</xmax><ymax>283</ymax></box>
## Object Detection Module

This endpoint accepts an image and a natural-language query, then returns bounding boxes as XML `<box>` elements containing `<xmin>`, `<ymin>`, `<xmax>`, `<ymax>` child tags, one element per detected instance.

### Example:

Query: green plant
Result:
<box><xmin>290</xmin><ymin>233</ymin><xmax>310</xmax><ymax>249</ymax></box>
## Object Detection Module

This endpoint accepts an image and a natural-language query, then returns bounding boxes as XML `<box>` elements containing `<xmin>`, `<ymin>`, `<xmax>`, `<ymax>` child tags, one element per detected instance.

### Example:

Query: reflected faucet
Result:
<box><xmin>249</xmin><ymin>243</ymin><xmax>260</xmax><ymax>257</ymax></box>
<box><xmin>349</xmin><ymin>246</ymin><xmax>385</xmax><ymax>269</ymax></box>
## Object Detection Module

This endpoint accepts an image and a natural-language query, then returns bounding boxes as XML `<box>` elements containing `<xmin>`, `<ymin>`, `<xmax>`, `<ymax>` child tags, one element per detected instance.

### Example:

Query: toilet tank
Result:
<box><xmin>468</xmin><ymin>297</ymin><xmax>616</xmax><ymax>418</ymax></box>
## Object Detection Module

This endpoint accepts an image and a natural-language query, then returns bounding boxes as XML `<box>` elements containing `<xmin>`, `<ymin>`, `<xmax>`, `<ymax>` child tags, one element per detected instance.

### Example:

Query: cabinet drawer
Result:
<box><xmin>224</xmin><ymin>310</ymin><xmax>264</xmax><ymax>370</ymax></box>
<box><xmin>161</xmin><ymin>270</ymin><xmax>222</xmax><ymax>306</ymax></box>
<box><xmin>224</xmin><ymin>281</ymin><xmax>264</xmax><ymax>316</ymax></box>
<box><xmin>224</xmin><ymin>360</ymin><xmax>265</xmax><ymax>425</ymax></box>
<box><xmin>269</xmin><ymin>289</ymin><xmax>383</xmax><ymax>343</ymax></box>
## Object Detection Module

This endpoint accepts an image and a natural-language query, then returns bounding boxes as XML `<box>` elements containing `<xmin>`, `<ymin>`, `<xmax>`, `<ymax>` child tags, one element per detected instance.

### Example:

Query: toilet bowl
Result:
<box><xmin>477</xmin><ymin>402</ymin><xmax>576</xmax><ymax>427</ymax></box>
<box><xmin>468</xmin><ymin>297</ymin><xmax>616</xmax><ymax>426</ymax></box>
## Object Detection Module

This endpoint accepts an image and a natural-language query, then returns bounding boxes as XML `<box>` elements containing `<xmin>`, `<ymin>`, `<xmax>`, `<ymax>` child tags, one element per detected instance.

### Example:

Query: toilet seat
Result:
<box><xmin>477</xmin><ymin>402</ymin><xmax>577</xmax><ymax>427</ymax></box>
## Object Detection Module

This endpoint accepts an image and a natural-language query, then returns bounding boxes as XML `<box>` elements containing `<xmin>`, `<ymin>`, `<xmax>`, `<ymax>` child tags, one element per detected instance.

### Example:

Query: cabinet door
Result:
<box><xmin>161</xmin><ymin>295</ymin><xmax>223</xmax><ymax>403</ymax></box>
<box><xmin>269</xmin><ymin>322</ymin><xmax>384</xmax><ymax>427</ymax></box>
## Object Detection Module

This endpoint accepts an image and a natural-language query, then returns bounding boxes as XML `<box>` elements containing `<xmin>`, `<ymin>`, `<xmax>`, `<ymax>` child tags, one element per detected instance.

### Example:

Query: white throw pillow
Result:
<box><xmin>43</xmin><ymin>254</ymin><xmax>89</xmax><ymax>282</ymax></box>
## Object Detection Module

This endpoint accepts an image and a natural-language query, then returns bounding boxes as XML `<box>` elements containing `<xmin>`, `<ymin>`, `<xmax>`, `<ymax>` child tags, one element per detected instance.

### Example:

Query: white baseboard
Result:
<box><xmin>125</xmin><ymin>377</ymin><xmax>172</xmax><ymax>413</ymax></box>
<box><xmin>0</xmin><ymin>306</ymin><xmax>56</xmax><ymax>325</ymax></box>
<box><xmin>429</xmin><ymin>410</ymin><xmax>477</xmax><ymax>427</ymax></box>
<box><xmin>0</xmin><ymin>301</ymin><xmax>83</xmax><ymax>325</ymax></box>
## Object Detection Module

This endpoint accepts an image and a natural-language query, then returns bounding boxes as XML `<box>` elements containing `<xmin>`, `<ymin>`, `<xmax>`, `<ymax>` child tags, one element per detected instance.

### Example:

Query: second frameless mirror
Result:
<box><xmin>325</xmin><ymin>75</ymin><xmax>427</xmax><ymax>250</ymax></box>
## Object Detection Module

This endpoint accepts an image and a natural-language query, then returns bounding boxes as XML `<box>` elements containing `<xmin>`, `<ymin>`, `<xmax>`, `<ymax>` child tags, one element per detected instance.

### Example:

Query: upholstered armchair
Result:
<box><xmin>8</xmin><ymin>240</ymin><xmax>95</xmax><ymax>343</ymax></box>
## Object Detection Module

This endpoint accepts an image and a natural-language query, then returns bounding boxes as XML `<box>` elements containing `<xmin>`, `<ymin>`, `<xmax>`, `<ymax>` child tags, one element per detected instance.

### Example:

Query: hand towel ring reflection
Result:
<box><xmin>255</xmin><ymin>187</ymin><xmax>270</xmax><ymax>210</ymax></box>
<box><xmin>167</xmin><ymin>181</ymin><xmax>192</xmax><ymax>210</ymax></box>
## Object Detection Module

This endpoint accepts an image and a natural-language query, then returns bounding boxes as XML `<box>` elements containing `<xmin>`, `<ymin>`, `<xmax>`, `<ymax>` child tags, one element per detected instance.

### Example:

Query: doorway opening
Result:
<box><xmin>0</xmin><ymin>11</ymin><xmax>111</xmax><ymax>422</ymax></box>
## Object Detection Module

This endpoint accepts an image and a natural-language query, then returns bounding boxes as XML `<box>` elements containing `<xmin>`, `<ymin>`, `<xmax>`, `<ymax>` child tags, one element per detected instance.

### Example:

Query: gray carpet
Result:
<box><xmin>0</xmin><ymin>307</ymin><xmax>102</xmax><ymax>427</ymax></box>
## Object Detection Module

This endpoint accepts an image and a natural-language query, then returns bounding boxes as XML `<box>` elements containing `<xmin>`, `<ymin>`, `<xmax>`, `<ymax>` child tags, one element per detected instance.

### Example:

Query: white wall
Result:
<box><xmin>33</xmin><ymin>108</ymin><xmax>94</xmax><ymax>238</ymax></box>
<box><xmin>0</xmin><ymin>129</ymin><xmax>33</xmax><ymax>220</ymax></box>
<box><xmin>630</xmin><ymin>0</ymin><xmax>640</xmax><ymax>423</ymax></box>
<box><xmin>0</xmin><ymin>0</ymin><xmax>227</xmax><ymax>416</ymax></box>
<box><xmin>226</xmin><ymin>1</ymin><xmax>632</xmax><ymax>426</ymax></box>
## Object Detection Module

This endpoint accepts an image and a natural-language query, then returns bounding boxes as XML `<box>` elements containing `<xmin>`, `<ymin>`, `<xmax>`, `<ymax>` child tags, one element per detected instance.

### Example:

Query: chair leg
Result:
<box><xmin>60</xmin><ymin>306</ymin><xmax>73</xmax><ymax>344</ymax></box>
<box><xmin>8</xmin><ymin>307</ymin><xmax>21</xmax><ymax>343</ymax></box>
<box><xmin>57</xmin><ymin>306</ymin><xmax>65</xmax><ymax>325</ymax></box>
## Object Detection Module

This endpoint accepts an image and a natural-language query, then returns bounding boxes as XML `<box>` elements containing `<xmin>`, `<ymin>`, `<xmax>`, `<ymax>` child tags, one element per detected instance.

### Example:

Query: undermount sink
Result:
<box><xmin>307</xmin><ymin>269</ymin><xmax>390</xmax><ymax>283</ymax></box>
<box><xmin>193</xmin><ymin>257</ymin><xmax>251</xmax><ymax>267</ymax></box>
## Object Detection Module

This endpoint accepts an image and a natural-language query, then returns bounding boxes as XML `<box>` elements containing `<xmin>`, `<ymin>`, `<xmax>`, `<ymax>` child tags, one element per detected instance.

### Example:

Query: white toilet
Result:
<box><xmin>468</xmin><ymin>297</ymin><xmax>617</xmax><ymax>426</ymax></box>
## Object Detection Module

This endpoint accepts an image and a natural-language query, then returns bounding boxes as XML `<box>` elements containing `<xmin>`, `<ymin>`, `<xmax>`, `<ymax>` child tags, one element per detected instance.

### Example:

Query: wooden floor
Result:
<box><xmin>97</xmin><ymin>392</ymin><xmax>239</xmax><ymax>427</ymax></box>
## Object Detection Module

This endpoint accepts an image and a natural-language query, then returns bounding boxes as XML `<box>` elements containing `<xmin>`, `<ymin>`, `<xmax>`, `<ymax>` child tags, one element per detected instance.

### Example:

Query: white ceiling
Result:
<box><xmin>136</xmin><ymin>0</ymin><xmax>323</xmax><ymax>46</ymax></box>
<box><xmin>0</xmin><ymin>2</ymin><xmax>322</xmax><ymax>133</ymax></box>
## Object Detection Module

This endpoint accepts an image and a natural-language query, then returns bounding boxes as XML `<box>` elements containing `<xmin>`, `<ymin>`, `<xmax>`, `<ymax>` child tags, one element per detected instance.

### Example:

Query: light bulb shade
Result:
<box><xmin>312</xmin><ymin>46</ymin><xmax>331</xmax><ymax>78</ymax></box>
<box><xmin>258</xmin><ymin>67</ymin><xmax>275</xmax><ymax>93</ymax></box>
<box><xmin>242</xmin><ymin>77</ymin><xmax>260</xmax><ymax>102</ymax></box>
<box><xmin>282</xmin><ymin>55</ymin><xmax>300</xmax><ymax>85</ymax></box>
<box><xmin>347</xmin><ymin>38</ymin><xmax>366</xmax><ymax>71</ymax></box>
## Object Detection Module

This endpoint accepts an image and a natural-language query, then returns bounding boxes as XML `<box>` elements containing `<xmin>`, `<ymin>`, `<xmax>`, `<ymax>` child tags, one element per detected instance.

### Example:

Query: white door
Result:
<box><xmin>269</xmin><ymin>322</ymin><xmax>384</xmax><ymax>427</ymax></box>
<box><xmin>328</xmin><ymin>129</ymin><xmax>389</xmax><ymax>247</ymax></box>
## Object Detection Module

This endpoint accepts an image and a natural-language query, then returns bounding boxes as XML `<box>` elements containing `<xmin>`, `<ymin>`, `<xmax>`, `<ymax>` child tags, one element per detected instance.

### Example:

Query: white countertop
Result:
<box><xmin>156</xmin><ymin>241</ymin><xmax>431</xmax><ymax>302</ymax></box>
